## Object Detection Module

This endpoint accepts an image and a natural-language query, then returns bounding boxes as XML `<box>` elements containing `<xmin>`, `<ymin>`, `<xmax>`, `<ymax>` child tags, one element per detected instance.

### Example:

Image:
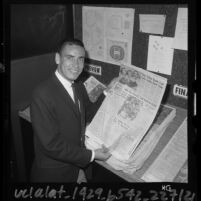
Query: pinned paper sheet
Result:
<box><xmin>172</xmin><ymin>8</ymin><xmax>188</xmax><ymax>51</ymax></box>
<box><xmin>139</xmin><ymin>14</ymin><xmax>166</xmax><ymax>35</ymax></box>
<box><xmin>82</xmin><ymin>6</ymin><xmax>134</xmax><ymax>65</ymax></box>
<box><xmin>147</xmin><ymin>35</ymin><xmax>174</xmax><ymax>75</ymax></box>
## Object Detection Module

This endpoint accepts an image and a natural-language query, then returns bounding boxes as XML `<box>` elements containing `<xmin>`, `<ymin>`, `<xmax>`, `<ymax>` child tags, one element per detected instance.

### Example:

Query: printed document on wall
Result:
<box><xmin>82</xmin><ymin>6</ymin><xmax>134</xmax><ymax>65</ymax></box>
<box><xmin>172</xmin><ymin>8</ymin><xmax>188</xmax><ymax>51</ymax></box>
<box><xmin>147</xmin><ymin>36</ymin><xmax>174</xmax><ymax>75</ymax></box>
<box><xmin>139</xmin><ymin>14</ymin><xmax>166</xmax><ymax>35</ymax></box>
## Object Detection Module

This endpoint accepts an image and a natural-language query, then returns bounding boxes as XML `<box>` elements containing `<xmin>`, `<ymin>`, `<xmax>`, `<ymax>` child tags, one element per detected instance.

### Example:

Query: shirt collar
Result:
<box><xmin>55</xmin><ymin>70</ymin><xmax>73</xmax><ymax>88</ymax></box>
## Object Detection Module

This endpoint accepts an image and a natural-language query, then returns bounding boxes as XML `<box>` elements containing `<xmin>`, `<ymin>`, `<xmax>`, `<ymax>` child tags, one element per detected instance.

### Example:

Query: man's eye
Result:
<box><xmin>65</xmin><ymin>55</ymin><xmax>73</xmax><ymax>60</ymax></box>
<box><xmin>78</xmin><ymin>58</ymin><xmax>85</xmax><ymax>62</ymax></box>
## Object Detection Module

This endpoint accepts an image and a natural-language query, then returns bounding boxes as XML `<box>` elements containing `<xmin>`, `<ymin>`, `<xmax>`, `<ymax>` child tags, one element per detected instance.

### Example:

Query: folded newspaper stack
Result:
<box><xmin>105</xmin><ymin>104</ymin><xmax>176</xmax><ymax>174</ymax></box>
<box><xmin>85</xmin><ymin>63</ymin><xmax>174</xmax><ymax>174</ymax></box>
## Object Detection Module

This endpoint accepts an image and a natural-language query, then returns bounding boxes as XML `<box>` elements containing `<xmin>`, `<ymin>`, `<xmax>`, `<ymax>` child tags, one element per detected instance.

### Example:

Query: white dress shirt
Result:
<box><xmin>55</xmin><ymin>70</ymin><xmax>95</xmax><ymax>162</ymax></box>
<box><xmin>55</xmin><ymin>70</ymin><xmax>75</xmax><ymax>102</ymax></box>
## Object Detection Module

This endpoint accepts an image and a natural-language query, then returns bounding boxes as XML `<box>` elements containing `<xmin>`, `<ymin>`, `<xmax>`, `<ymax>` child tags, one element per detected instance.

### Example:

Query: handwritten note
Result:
<box><xmin>13</xmin><ymin>184</ymin><xmax>196</xmax><ymax>200</ymax></box>
<box><xmin>147</xmin><ymin>35</ymin><xmax>174</xmax><ymax>75</ymax></box>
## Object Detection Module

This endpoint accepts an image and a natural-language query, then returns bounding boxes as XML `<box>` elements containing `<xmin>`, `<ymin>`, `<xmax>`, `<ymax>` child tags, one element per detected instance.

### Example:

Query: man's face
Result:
<box><xmin>56</xmin><ymin>44</ymin><xmax>85</xmax><ymax>82</ymax></box>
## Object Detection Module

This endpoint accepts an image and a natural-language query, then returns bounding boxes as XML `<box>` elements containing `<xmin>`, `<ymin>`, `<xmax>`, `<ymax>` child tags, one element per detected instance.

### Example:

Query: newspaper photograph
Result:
<box><xmin>86</xmin><ymin>63</ymin><xmax>167</xmax><ymax>160</ymax></box>
<box><xmin>84</xmin><ymin>76</ymin><xmax>106</xmax><ymax>103</ymax></box>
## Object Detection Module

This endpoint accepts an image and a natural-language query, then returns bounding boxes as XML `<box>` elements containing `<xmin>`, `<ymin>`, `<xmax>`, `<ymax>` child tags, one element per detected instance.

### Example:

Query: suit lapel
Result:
<box><xmin>52</xmin><ymin>74</ymin><xmax>81</xmax><ymax>120</ymax></box>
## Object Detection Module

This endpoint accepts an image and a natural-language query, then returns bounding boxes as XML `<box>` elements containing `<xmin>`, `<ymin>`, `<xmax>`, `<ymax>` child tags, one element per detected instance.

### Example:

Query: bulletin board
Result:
<box><xmin>73</xmin><ymin>4</ymin><xmax>188</xmax><ymax>109</ymax></box>
<box><xmin>11</xmin><ymin>4</ymin><xmax>73</xmax><ymax>59</ymax></box>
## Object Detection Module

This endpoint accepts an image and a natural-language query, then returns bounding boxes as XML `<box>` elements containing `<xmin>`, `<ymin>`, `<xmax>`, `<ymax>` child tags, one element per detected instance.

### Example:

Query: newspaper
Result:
<box><xmin>103</xmin><ymin>125</ymin><xmax>168</xmax><ymax>173</ymax></box>
<box><xmin>106</xmin><ymin>104</ymin><xmax>176</xmax><ymax>174</ymax></box>
<box><xmin>141</xmin><ymin>118</ymin><xmax>187</xmax><ymax>182</ymax></box>
<box><xmin>84</xmin><ymin>76</ymin><xmax>106</xmax><ymax>103</ymax></box>
<box><xmin>86</xmin><ymin>63</ymin><xmax>167</xmax><ymax>160</ymax></box>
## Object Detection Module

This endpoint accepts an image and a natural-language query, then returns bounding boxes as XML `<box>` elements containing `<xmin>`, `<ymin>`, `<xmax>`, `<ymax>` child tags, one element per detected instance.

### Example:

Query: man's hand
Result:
<box><xmin>94</xmin><ymin>145</ymin><xmax>111</xmax><ymax>161</ymax></box>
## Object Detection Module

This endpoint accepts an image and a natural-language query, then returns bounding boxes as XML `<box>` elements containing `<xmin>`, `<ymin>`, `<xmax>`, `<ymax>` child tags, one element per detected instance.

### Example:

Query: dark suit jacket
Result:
<box><xmin>30</xmin><ymin>73</ymin><xmax>104</xmax><ymax>182</ymax></box>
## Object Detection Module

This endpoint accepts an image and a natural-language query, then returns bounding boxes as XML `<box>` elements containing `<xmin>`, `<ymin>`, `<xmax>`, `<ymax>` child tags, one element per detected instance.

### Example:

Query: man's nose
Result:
<box><xmin>72</xmin><ymin>58</ymin><xmax>79</xmax><ymax>67</ymax></box>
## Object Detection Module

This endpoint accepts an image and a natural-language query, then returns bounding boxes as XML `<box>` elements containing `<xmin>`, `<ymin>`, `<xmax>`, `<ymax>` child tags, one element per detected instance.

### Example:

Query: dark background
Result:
<box><xmin>11</xmin><ymin>4</ymin><xmax>73</xmax><ymax>59</ymax></box>
<box><xmin>9</xmin><ymin>4</ymin><xmax>74</xmax><ymax>182</ymax></box>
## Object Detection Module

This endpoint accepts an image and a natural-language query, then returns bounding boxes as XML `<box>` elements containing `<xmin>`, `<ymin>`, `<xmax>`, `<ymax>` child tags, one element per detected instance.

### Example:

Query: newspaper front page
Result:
<box><xmin>86</xmin><ymin>64</ymin><xmax>167</xmax><ymax>160</ymax></box>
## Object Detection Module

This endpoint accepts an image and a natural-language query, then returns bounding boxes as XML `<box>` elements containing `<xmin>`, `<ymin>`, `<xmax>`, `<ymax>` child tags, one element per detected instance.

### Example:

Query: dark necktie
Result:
<box><xmin>72</xmin><ymin>82</ymin><xmax>84</xmax><ymax>146</ymax></box>
<box><xmin>71</xmin><ymin>82</ymin><xmax>80</xmax><ymax>113</ymax></box>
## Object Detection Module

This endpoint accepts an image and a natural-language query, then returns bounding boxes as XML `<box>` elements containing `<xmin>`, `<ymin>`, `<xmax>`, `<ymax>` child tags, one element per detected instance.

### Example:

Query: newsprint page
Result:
<box><xmin>85</xmin><ymin>63</ymin><xmax>167</xmax><ymax>161</ymax></box>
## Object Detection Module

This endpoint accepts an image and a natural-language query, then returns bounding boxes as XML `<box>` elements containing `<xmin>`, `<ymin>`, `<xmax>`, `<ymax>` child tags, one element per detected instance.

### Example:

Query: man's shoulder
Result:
<box><xmin>32</xmin><ymin>74</ymin><xmax>57</xmax><ymax>96</ymax></box>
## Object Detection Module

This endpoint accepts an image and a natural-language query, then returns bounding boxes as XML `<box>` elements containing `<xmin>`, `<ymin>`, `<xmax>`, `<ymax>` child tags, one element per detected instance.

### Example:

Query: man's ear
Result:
<box><xmin>55</xmin><ymin>53</ymin><xmax>60</xmax><ymax>65</ymax></box>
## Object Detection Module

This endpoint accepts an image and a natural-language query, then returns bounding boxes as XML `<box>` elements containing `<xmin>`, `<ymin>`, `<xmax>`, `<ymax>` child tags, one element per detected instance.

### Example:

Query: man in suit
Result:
<box><xmin>30</xmin><ymin>38</ymin><xmax>111</xmax><ymax>182</ymax></box>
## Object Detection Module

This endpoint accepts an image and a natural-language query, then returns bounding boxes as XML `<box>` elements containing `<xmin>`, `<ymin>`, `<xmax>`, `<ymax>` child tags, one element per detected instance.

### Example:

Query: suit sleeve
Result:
<box><xmin>30</xmin><ymin>89</ymin><xmax>92</xmax><ymax>168</ymax></box>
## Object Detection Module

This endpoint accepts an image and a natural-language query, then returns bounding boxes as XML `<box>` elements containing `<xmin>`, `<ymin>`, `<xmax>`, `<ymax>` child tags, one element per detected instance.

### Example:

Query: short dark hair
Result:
<box><xmin>57</xmin><ymin>38</ymin><xmax>85</xmax><ymax>54</ymax></box>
